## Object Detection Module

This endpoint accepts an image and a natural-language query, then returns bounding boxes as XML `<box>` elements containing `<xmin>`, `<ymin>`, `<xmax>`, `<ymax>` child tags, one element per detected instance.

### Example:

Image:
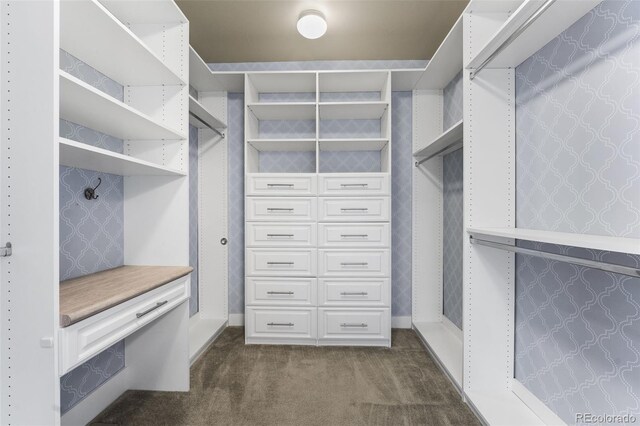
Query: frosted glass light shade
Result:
<box><xmin>297</xmin><ymin>11</ymin><xmax>327</xmax><ymax>39</ymax></box>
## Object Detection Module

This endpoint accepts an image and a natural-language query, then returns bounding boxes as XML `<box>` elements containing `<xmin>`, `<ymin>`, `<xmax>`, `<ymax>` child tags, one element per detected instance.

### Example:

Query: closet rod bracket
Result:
<box><xmin>0</xmin><ymin>242</ymin><xmax>12</xmax><ymax>257</ymax></box>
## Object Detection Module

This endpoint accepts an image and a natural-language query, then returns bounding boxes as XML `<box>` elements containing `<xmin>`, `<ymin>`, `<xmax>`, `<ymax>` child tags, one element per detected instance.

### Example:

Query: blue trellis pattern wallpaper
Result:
<box><xmin>189</xmin><ymin>124</ymin><xmax>199</xmax><ymax>316</ymax></box>
<box><xmin>222</xmin><ymin>60</ymin><xmax>418</xmax><ymax>316</ymax></box>
<box><xmin>59</xmin><ymin>50</ymin><xmax>126</xmax><ymax>415</ymax></box>
<box><xmin>514</xmin><ymin>1</ymin><xmax>640</xmax><ymax>423</ymax></box>
<box><xmin>442</xmin><ymin>70</ymin><xmax>464</xmax><ymax>330</ymax></box>
<box><xmin>319</xmin><ymin>151</ymin><xmax>382</xmax><ymax>173</ymax></box>
<box><xmin>442</xmin><ymin>149</ymin><xmax>463</xmax><ymax>330</ymax></box>
<box><xmin>443</xmin><ymin>71</ymin><xmax>463</xmax><ymax>130</ymax></box>
<box><xmin>391</xmin><ymin>91</ymin><xmax>413</xmax><ymax>316</ymax></box>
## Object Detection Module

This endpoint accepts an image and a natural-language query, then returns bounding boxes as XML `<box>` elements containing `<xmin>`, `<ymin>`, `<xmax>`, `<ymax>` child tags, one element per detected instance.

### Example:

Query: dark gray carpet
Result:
<box><xmin>93</xmin><ymin>327</ymin><xmax>479</xmax><ymax>425</ymax></box>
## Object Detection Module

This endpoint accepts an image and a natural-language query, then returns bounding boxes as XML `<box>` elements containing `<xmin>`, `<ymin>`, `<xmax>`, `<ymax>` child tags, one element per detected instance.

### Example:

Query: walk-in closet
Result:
<box><xmin>1</xmin><ymin>0</ymin><xmax>638</xmax><ymax>425</ymax></box>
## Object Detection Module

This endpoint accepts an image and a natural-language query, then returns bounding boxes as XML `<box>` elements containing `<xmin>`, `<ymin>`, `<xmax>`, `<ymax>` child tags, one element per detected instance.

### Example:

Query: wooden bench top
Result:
<box><xmin>60</xmin><ymin>265</ymin><xmax>193</xmax><ymax>327</ymax></box>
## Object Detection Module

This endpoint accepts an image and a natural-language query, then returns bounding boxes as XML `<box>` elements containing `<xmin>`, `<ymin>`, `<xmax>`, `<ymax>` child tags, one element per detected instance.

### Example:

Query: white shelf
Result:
<box><xmin>319</xmin><ymin>71</ymin><xmax>388</xmax><ymax>93</ymax></box>
<box><xmin>468</xmin><ymin>227</ymin><xmax>640</xmax><ymax>255</ymax></box>
<box><xmin>247</xmin><ymin>103</ymin><xmax>316</xmax><ymax>120</ymax></box>
<box><xmin>189</xmin><ymin>46</ymin><xmax>245</xmax><ymax>92</ymax></box>
<box><xmin>59</xmin><ymin>71</ymin><xmax>185</xmax><ymax>141</ymax></box>
<box><xmin>467</xmin><ymin>0</ymin><xmax>602</xmax><ymax>71</ymax></box>
<box><xmin>413</xmin><ymin>321</ymin><xmax>462</xmax><ymax>389</ymax></box>
<box><xmin>319</xmin><ymin>138</ymin><xmax>389</xmax><ymax>152</ymax></box>
<box><xmin>391</xmin><ymin>69</ymin><xmax>424</xmax><ymax>91</ymax></box>
<box><xmin>189</xmin><ymin>95</ymin><xmax>227</xmax><ymax>130</ymax></box>
<box><xmin>100</xmin><ymin>0</ymin><xmax>188</xmax><ymax>25</ymax></box>
<box><xmin>466</xmin><ymin>390</ymin><xmax>546</xmax><ymax>426</ymax></box>
<box><xmin>247</xmin><ymin>139</ymin><xmax>316</xmax><ymax>152</ymax></box>
<box><xmin>413</xmin><ymin>120</ymin><xmax>463</xmax><ymax>159</ymax></box>
<box><xmin>319</xmin><ymin>102</ymin><xmax>388</xmax><ymax>120</ymax></box>
<box><xmin>414</xmin><ymin>12</ymin><xmax>464</xmax><ymax>90</ymax></box>
<box><xmin>60</xmin><ymin>0</ymin><xmax>184</xmax><ymax>86</ymax></box>
<box><xmin>248</xmin><ymin>72</ymin><xmax>316</xmax><ymax>93</ymax></box>
<box><xmin>189</xmin><ymin>317</ymin><xmax>227</xmax><ymax>364</ymax></box>
<box><xmin>59</xmin><ymin>138</ymin><xmax>185</xmax><ymax>177</ymax></box>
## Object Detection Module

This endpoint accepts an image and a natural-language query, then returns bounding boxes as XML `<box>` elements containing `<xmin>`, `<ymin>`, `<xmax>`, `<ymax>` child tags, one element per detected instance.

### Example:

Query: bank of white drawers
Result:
<box><xmin>245</xmin><ymin>173</ymin><xmax>390</xmax><ymax>346</ymax></box>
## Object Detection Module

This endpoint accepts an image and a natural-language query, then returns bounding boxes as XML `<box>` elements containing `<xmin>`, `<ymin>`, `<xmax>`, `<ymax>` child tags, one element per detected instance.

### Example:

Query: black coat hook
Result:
<box><xmin>84</xmin><ymin>177</ymin><xmax>102</xmax><ymax>200</ymax></box>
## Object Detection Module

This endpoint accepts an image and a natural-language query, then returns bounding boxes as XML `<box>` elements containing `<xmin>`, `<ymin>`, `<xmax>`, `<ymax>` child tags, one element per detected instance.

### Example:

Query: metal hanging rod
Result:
<box><xmin>189</xmin><ymin>111</ymin><xmax>225</xmax><ymax>139</ymax></box>
<box><xmin>414</xmin><ymin>142</ymin><xmax>462</xmax><ymax>167</ymax></box>
<box><xmin>470</xmin><ymin>236</ymin><xmax>640</xmax><ymax>278</ymax></box>
<box><xmin>469</xmin><ymin>0</ymin><xmax>557</xmax><ymax>80</ymax></box>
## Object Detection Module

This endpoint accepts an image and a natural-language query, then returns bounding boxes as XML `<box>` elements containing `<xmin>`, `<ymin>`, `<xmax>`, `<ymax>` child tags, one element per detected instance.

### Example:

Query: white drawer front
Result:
<box><xmin>247</xmin><ymin>174</ymin><xmax>317</xmax><ymax>196</ymax></box>
<box><xmin>318</xmin><ymin>308</ymin><xmax>390</xmax><ymax>341</ymax></box>
<box><xmin>319</xmin><ymin>174</ymin><xmax>389</xmax><ymax>196</ymax></box>
<box><xmin>246</xmin><ymin>277</ymin><xmax>316</xmax><ymax>306</ymax></box>
<box><xmin>59</xmin><ymin>277</ymin><xmax>189</xmax><ymax>374</ymax></box>
<box><xmin>318</xmin><ymin>223</ymin><xmax>390</xmax><ymax>248</ymax></box>
<box><xmin>246</xmin><ymin>249</ymin><xmax>317</xmax><ymax>277</ymax></box>
<box><xmin>318</xmin><ymin>197</ymin><xmax>389</xmax><ymax>222</ymax></box>
<box><xmin>247</xmin><ymin>197</ymin><xmax>316</xmax><ymax>222</ymax></box>
<box><xmin>319</xmin><ymin>278</ymin><xmax>389</xmax><ymax>307</ymax></box>
<box><xmin>319</xmin><ymin>250</ymin><xmax>390</xmax><ymax>277</ymax></box>
<box><xmin>246</xmin><ymin>223</ymin><xmax>316</xmax><ymax>247</ymax></box>
<box><xmin>246</xmin><ymin>308</ymin><xmax>317</xmax><ymax>342</ymax></box>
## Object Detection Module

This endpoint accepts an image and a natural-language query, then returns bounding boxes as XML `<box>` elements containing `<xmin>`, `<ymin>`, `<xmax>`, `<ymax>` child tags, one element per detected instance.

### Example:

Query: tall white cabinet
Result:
<box><xmin>244</xmin><ymin>71</ymin><xmax>392</xmax><ymax>346</ymax></box>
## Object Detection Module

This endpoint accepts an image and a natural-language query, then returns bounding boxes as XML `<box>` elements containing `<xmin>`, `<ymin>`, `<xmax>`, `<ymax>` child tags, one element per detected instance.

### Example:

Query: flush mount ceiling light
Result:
<box><xmin>297</xmin><ymin>10</ymin><xmax>327</xmax><ymax>39</ymax></box>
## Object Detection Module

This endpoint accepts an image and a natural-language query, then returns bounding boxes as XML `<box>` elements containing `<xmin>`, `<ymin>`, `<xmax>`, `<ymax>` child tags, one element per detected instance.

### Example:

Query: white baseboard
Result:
<box><xmin>392</xmin><ymin>316</ymin><xmax>412</xmax><ymax>329</ymax></box>
<box><xmin>228</xmin><ymin>313</ymin><xmax>244</xmax><ymax>326</ymax></box>
<box><xmin>61</xmin><ymin>368</ymin><xmax>129</xmax><ymax>426</ymax></box>
<box><xmin>512</xmin><ymin>379</ymin><xmax>566</xmax><ymax>426</ymax></box>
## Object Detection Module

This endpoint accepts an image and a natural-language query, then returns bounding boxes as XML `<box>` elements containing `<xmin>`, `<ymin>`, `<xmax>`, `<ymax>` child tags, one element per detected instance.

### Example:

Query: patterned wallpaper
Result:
<box><xmin>189</xmin><ymin>124</ymin><xmax>199</xmax><ymax>316</ymax></box>
<box><xmin>391</xmin><ymin>91</ymin><xmax>413</xmax><ymax>316</ymax></box>
<box><xmin>442</xmin><ymin>149</ymin><xmax>463</xmax><ymax>330</ymax></box>
<box><xmin>442</xmin><ymin>71</ymin><xmax>464</xmax><ymax>330</ymax></box>
<box><xmin>210</xmin><ymin>59</ymin><xmax>427</xmax><ymax>72</ymax></box>
<box><xmin>514</xmin><ymin>1</ymin><xmax>640</xmax><ymax>423</ymax></box>
<box><xmin>59</xmin><ymin>50</ymin><xmax>125</xmax><ymax>414</ymax></box>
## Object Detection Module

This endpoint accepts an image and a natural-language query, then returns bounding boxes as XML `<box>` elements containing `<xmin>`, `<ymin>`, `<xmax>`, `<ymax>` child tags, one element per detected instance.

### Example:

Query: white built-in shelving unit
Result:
<box><xmin>187</xmin><ymin>46</ymin><xmax>230</xmax><ymax>364</ymax></box>
<box><xmin>411</xmin><ymin>3</ymin><xmax>466</xmax><ymax>393</ymax></box>
<box><xmin>2</xmin><ymin>0</ymin><xmax>192</xmax><ymax>424</ymax></box>
<box><xmin>244</xmin><ymin>71</ymin><xmax>392</xmax><ymax>346</ymax></box>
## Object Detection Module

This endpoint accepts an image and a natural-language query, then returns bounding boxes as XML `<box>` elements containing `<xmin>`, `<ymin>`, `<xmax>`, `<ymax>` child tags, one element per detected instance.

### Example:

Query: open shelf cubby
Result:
<box><xmin>245</xmin><ymin>71</ymin><xmax>392</xmax><ymax>174</ymax></box>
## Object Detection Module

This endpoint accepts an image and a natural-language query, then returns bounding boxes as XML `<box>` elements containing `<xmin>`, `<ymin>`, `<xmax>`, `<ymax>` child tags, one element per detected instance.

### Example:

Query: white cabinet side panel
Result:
<box><xmin>198</xmin><ymin>92</ymin><xmax>228</xmax><ymax>320</ymax></box>
<box><xmin>1</xmin><ymin>1</ymin><xmax>60</xmax><ymax>424</ymax></box>
<box><xmin>412</xmin><ymin>90</ymin><xmax>443</xmax><ymax>323</ymax></box>
<box><xmin>463</xmin><ymin>10</ymin><xmax>516</xmax><ymax>395</ymax></box>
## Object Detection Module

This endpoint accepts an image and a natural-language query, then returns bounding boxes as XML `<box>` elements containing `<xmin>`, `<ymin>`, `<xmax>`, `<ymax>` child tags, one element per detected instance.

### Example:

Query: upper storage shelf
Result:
<box><xmin>413</xmin><ymin>120</ymin><xmax>463</xmax><ymax>162</ymax></box>
<box><xmin>189</xmin><ymin>95</ymin><xmax>227</xmax><ymax>130</ymax></box>
<box><xmin>468</xmin><ymin>227</ymin><xmax>640</xmax><ymax>256</ymax></box>
<box><xmin>413</xmin><ymin>12</ymin><xmax>463</xmax><ymax>90</ymax></box>
<box><xmin>60</xmin><ymin>71</ymin><xmax>185</xmax><ymax>140</ymax></box>
<box><xmin>59</xmin><ymin>138</ymin><xmax>185</xmax><ymax>177</ymax></box>
<box><xmin>319</xmin><ymin>102</ymin><xmax>388</xmax><ymax>120</ymax></box>
<box><xmin>60</xmin><ymin>0</ymin><xmax>185</xmax><ymax>86</ymax></box>
<box><xmin>189</xmin><ymin>46</ymin><xmax>244</xmax><ymax>92</ymax></box>
<box><xmin>247</xmin><ymin>103</ymin><xmax>316</xmax><ymax>120</ymax></box>
<box><xmin>246</xmin><ymin>72</ymin><xmax>317</xmax><ymax>104</ymax></box>
<box><xmin>319</xmin><ymin>71</ymin><xmax>389</xmax><ymax>94</ymax></box>
<box><xmin>466</xmin><ymin>0</ymin><xmax>602</xmax><ymax>71</ymax></box>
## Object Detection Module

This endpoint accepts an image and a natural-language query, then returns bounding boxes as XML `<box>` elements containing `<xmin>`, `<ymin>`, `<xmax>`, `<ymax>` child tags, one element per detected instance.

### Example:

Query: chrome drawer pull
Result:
<box><xmin>341</xmin><ymin>262</ymin><xmax>368</xmax><ymax>266</ymax></box>
<box><xmin>267</xmin><ymin>262</ymin><xmax>294</xmax><ymax>265</ymax></box>
<box><xmin>341</xmin><ymin>234</ymin><xmax>368</xmax><ymax>238</ymax></box>
<box><xmin>136</xmin><ymin>300</ymin><xmax>168</xmax><ymax>318</ymax></box>
<box><xmin>267</xmin><ymin>234</ymin><xmax>294</xmax><ymax>237</ymax></box>
<box><xmin>267</xmin><ymin>291</ymin><xmax>295</xmax><ymax>295</ymax></box>
<box><xmin>340</xmin><ymin>323</ymin><xmax>368</xmax><ymax>328</ymax></box>
<box><xmin>267</xmin><ymin>322</ymin><xmax>294</xmax><ymax>326</ymax></box>
<box><xmin>340</xmin><ymin>183</ymin><xmax>368</xmax><ymax>187</ymax></box>
<box><xmin>267</xmin><ymin>208</ymin><xmax>294</xmax><ymax>211</ymax></box>
<box><xmin>340</xmin><ymin>292</ymin><xmax>368</xmax><ymax>296</ymax></box>
<box><xmin>267</xmin><ymin>183</ymin><xmax>294</xmax><ymax>187</ymax></box>
<box><xmin>341</xmin><ymin>208</ymin><xmax>368</xmax><ymax>212</ymax></box>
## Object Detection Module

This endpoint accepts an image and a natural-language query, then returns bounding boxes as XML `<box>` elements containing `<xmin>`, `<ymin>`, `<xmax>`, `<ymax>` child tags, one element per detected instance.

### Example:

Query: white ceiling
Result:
<box><xmin>176</xmin><ymin>0</ymin><xmax>468</xmax><ymax>63</ymax></box>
